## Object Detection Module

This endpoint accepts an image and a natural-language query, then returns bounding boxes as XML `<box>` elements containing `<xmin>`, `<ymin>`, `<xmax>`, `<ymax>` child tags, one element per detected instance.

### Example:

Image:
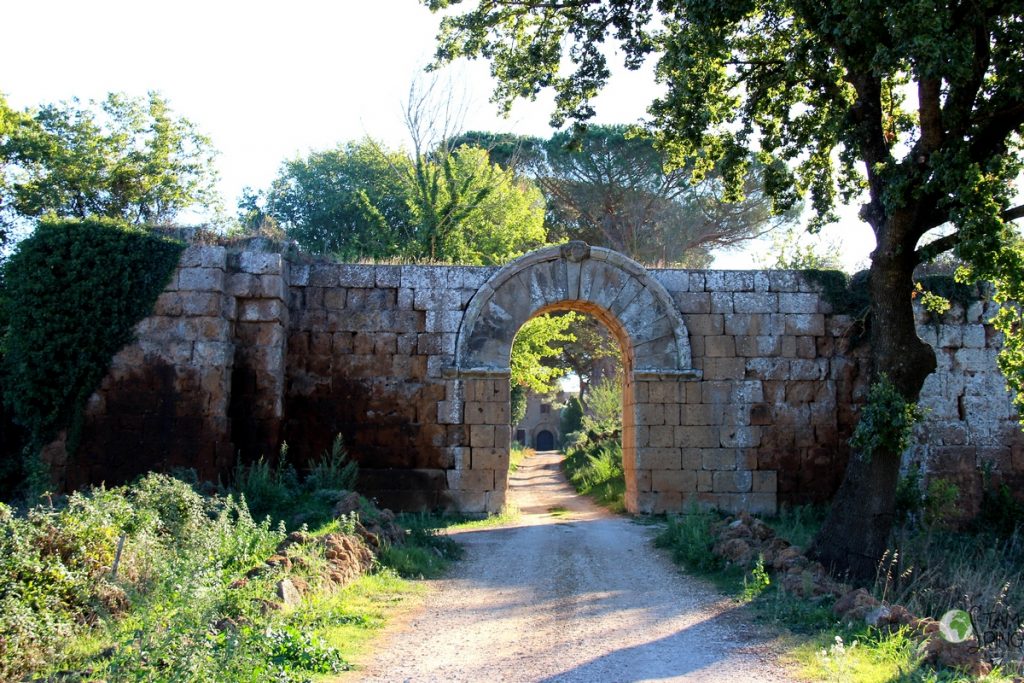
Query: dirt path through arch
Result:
<box><xmin>352</xmin><ymin>451</ymin><xmax>796</xmax><ymax>682</ymax></box>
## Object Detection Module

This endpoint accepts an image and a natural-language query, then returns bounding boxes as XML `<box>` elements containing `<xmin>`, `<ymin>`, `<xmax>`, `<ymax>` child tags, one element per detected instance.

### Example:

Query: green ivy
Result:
<box><xmin>850</xmin><ymin>375</ymin><xmax>923</xmax><ymax>463</ymax></box>
<box><xmin>0</xmin><ymin>217</ymin><xmax>184</xmax><ymax>466</ymax></box>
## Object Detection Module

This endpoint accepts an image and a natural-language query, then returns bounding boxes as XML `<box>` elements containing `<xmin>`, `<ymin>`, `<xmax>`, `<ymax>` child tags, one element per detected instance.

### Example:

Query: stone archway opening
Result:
<box><xmin>450</xmin><ymin>242</ymin><xmax>698</xmax><ymax>514</ymax></box>
<box><xmin>508</xmin><ymin>305</ymin><xmax>629</xmax><ymax>510</ymax></box>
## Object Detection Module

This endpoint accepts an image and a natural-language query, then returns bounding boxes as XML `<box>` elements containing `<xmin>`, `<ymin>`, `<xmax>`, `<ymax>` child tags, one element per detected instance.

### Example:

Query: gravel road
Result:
<box><xmin>353</xmin><ymin>451</ymin><xmax>796</xmax><ymax>682</ymax></box>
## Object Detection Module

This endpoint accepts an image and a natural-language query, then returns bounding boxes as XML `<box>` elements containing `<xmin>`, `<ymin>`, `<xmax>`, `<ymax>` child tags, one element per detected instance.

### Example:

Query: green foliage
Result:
<box><xmin>741</xmin><ymin>555</ymin><xmax>771</xmax><ymax>603</ymax></box>
<box><xmin>0</xmin><ymin>473</ymin><xmax>282</xmax><ymax>681</ymax></box>
<box><xmin>510</xmin><ymin>313</ymin><xmax>576</xmax><ymax>394</ymax></box>
<box><xmin>306</xmin><ymin>434</ymin><xmax>358</xmax><ymax>492</ymax></box>
<box><xmin>509</xmin><ymin>383</ymin><xmax>527</xmax><ymax>426</ymax></box>
<box><xmin>524</xmin><ymin>125</ymin><xmax>796</xmax><ymax>265</ymax></box>
<box><xmin>262</xmin><ymin>139</ymin><xmax>413</xmax><ymax>259</ymax></box>
<box><xmin>0</xmin><ymin>464</ymin><xmax>458</xmax><ymax>682</ymax></box>
<box><xmin>849</xmin><ymin>375</ymin><xmax>923</xmax><ymax>463</ymax></box>
<box><xmin>0</xmin><ymin>218</ymin><xmax>184</xmax><ymax>463</ymax></box>
<box><xmin>976</xmin><ymin>463</ymin><xmax>1024</xmax><ymax>538</ymax></box>
<box><xmin>914</xmin><ymin>281</ymin><xmax>952</xmax><ymax>318</ymax></box>
<box><xmin>562</xmin><ymin>375</ymin><xmax>625</xmax><ymax>510</ymax></box>
<box><xmin>803</xmin><ymin>269</ymin><xmax>872</xmax><ymax>318</ymax></box>
<box><xmin>264</xmin><ymin>625</ymin><xmax>349</xmax><ymax>673</ymax></box>
<box><xmin>922</xmin><ymin>478</ymin><xmax>959</xmax><ymax>529</ymax></box>
<box><xmin>584</xmin><ymin>375</ymin><xmax>622</xmax><ymax>433</ymax></box>
<box><xmin>257</xmin><ymin>139</ymin><xmax>546</xmax><ymax>264</ymax></box>
<box><xmin>653</xmin><ymin>506</ymin><xmax>724</xmax><ymax>574</ymax></box>
<box><xmin>409</xmin><ymin>144</ymin><xmax>547</xmax><ymax>264</ymax></box>
<box><xmin>563</xmin><ymin>440</ymin><xmax>625</xmax><ymax>512</ymax></box>
<box><xmin>558</xmin><ymin>397</ymin><xmax>583</xmax><ymax>448</ymax></box>
<box><xmin>0</xmin><ymin>91</ymin><xmax>220</xmax><ymax>232</ymax></box>
<box><xmin>895</xmin><ymin>464</ymin><xmax>926</xmax><ymax>524</ymax></box>
<box><xmin>231</xmin><ymin>437</ymin><xmax>360</xmax><ymax>530</ymax></box>
<box><xmin>383</xmin><ymin>513</ymin><xmax>464</xmax><ymax>579</ymax></box>
<box><xmin>509</xmin><ymin>441</ymin><xmax>532</xmax><ymax>472</ymax></box>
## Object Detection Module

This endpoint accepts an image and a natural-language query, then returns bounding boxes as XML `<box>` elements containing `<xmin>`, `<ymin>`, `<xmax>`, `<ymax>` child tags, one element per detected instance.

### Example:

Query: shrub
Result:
<box><xmin>306</xmin><ymin>434</ymin><xmax>358</xmax><ymax>492</ymax></box>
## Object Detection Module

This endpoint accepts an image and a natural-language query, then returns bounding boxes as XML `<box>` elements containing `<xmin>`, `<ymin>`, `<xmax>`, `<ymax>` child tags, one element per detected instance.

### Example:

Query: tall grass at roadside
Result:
<box><xmin>563</xmin><ymin>440</ymin><xmax>625</xmax><ymax>511</ymax></box>
<box><xmin>560</xmin><ymin>375</ymin><xmax>626</xmax><ymax>511</ymax></box>
<box><xmin>509</xmin><ymin>442</ymin><xmax>534</xmax><ymax>472</ymax></box>
<box><xmin>653</xmin><ymin>503</ymin><xmax>724</xmax><ymax>574</ymax></box>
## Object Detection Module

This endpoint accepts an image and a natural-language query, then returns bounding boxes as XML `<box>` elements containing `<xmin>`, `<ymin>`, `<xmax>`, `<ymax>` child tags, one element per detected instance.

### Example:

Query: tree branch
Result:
<box><xmin>914</xmin><ymin>231</ymin><xmax>959</xmax><ymax>265</ymax></box>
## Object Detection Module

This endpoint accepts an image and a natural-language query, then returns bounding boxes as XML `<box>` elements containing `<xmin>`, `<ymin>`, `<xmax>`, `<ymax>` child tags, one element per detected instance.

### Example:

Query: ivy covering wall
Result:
<box><xmin>0</xmin><ymin>218</ymin><xmax>184</xmax><ymax>467</ymax></box>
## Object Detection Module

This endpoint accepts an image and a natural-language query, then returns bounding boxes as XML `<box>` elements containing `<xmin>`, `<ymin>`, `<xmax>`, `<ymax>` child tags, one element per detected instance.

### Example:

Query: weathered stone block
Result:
<box><xmin>674</xmin><ymin>426</ymin><xmax>720</xmax><ymax>448</ymax></box>
<box><xmin>778</xmin><ymin>292</ymin><xmax>819</xmax><ymax>314</ymax></box>
<box><xmin>714</xmin><ymin>469</ymin><xmax>753</xmax><ymax>493</ymax></box>
<box><xmin>697</xmin><ymin>469</ymin><xmax>714</xmax><ymax>492</ymax></box>
<box><xmin>784</xmin><ymin>313</ymin><xmax>825</xmax><ymax>336</ymax></box>
<box><xmin>702</xmin><ymin>357</ymin><xmax>745</xmax><ymax>380</ymax></box>
<box><xmin>179</xmin><ymin>267</ymin><xmax>225</xmax><ymax>292</ymax></box>
<box><xmin>447</xmin><ymin>468</ymin><xmax>495</xmax><ymax>491</ymax></box>
<box><xmin>239</xmin><ymin>299</ymin><xmax>285</xmax><ymax>323</ymax></box>
<box><xmin>710</xmin><ymin>292</ymin><xmax>734</xmax><ymax>313</ymax></box>
<box><xmin>337</xmin><ymin>265</ymin><xmax>375</xmax><ymax>287</ymax></box>
<box><xmin>790</xmin><ymin>359</ymin><xmax>828</xmax><ymax>381</ymax></box>
<box><xmin>469</xmin><ymin>424</ymin><xmax>495</xmax><ymax>448</ymax></box>
<box><xmin>180</xmin><ymin>245</ymin><xmax>226</xmax><ymax>269</ymax></box>
<box><xmin>648</xmin><ymin>425</ymin><xmax>675</xmax><ymax>448</ymax></box>
<box><xmin>194</xmin><ymin>341</ymin><xmax>233</xmax><ymax>366</ymax></box>
<box><xmin>472</xmin><ymin>448</ymin><xmax>508</xmax><ymax>470</ymax></box>
<box><xmin>402</xmin><ymin>265</ymin><xmax>449</xmax><ymax>290</ymax></box>
<box><xmin>463</xmin><ymin>401</ymin><xmax>487</xmax><ymax>425</ymax></box>
<box><xmin>636</xmin><ymin>447</ymin><xmax>681</xmax><ymax>469</ymax></box>
<box><xmin>721</xmin><ymin>426</ymin><xmax>762</xmax><ymax>448</ymax></box>
<box><xmin>703</xmin><ymin>335</ymin><xmax>737</xmax><ymax>358</ymax></box>
<box><xmin>680</xmin><ymin>404</ymin><xmax>716</xmax><ymax>426</ymax></box>
<box><xmin>636</xmin><ymin>403</ymin><xmax>665</xmax><ymax>425</ymax></box>
<box><xmin>753</xmin><ymin>470</ymin><xmax>777</xmax><ymax>492</ymax></box>
<box><xmin>652</xmin><ymin>469</ymin><xmax>697</xmax><ymax>493</ymax></box>
<box><xmin>702</xmin><ymin>449</ymin><xmax>737</xmax><ymax>470</ymax></box>
<box><xmin>768</xmin><ymin>271</ymin><xmax>799</xmax><ymax>292</ymax></box>
<box><xmin>238</xmin><ymin>252</ymin><xmax>283</xmax><ymax>275</ymax></box>
<box><xmin>734</xmin><ymin>292</ymin><xmax>778</xmax><ymax>314</ymax></box>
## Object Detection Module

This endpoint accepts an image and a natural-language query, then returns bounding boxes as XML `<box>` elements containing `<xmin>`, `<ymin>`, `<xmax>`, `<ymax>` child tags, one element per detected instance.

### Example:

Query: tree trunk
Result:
<box><xmin>809</xmin><ymin>222</ymin><xmax>936</xmax><ymax>579</ymax></box>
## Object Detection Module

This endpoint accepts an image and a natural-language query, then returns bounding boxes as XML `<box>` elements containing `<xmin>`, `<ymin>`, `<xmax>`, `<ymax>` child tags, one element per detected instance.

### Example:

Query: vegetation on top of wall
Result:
<box><xmin>0</xmin><ymin>217</ymin><xmax>184</xmax><ymax>478</ymax></box>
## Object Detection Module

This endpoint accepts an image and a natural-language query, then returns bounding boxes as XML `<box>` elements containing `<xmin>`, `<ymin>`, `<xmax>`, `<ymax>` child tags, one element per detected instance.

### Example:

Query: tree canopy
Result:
<box><xmin>0</xmin><ymin>92</ymin><xmax>219</xmax><ymax>239</ymax></box>
<box><xmin>251</xmin><ymin>140</ymin><xmax>546</xmax><ymax>265</ymax></box>
<box><xmin>425</xmin><ymin>0</ymin><xmax>1024</xmax><ymax>576</ymax></box>
<box><xmin>529</xmin><ymin>125</ymin><xmax>795</xmax><ymax>266</ymax></box>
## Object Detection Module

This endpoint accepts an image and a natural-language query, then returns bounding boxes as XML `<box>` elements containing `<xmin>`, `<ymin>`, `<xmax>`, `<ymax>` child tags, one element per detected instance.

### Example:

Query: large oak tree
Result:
<box><xmin>424</xmin><ymin>0</ymin><xmax>1024</xmax><ymax>576</ymax></box>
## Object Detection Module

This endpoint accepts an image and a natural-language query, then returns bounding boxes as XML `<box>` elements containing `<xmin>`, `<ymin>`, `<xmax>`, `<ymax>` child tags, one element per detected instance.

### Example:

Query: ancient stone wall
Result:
<box><xmin>55</xmin><ymin>243</ymin><xmax>1024</xmax><ymax>517</ymax></box>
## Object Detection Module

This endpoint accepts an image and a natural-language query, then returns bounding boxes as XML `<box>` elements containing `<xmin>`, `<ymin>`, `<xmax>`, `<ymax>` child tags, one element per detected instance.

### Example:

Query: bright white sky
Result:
<box><xmin>1</xmin><ymin>0</ymin><xmax>876</xmax><ymax>270</ymax></box>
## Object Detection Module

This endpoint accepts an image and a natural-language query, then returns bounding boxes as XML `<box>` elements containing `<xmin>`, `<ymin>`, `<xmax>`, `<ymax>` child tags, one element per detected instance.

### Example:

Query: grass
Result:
<box><xmin>562</xmin><ymin>438</ymin><xmax>626</xmax><ymax>512</ymax></box>
<box><xmin>654</xmin><ymin>503</ymin><xmax>1024</xmax><ymax>682</ymax></box>
<box><xmin>509</xmin><ymin>442</ymin><xmax>534</xmax><ymax>472</ymax></box>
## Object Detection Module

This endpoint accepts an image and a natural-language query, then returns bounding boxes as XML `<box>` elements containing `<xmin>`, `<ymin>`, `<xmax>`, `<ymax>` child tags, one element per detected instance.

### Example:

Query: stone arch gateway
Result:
<box><xmin>449</xmin><ymin>242</ymin><xmax>700</xmax><ymax>514</ymax></box>
<box><xmin>53</xmin><ymin>240</ymin><xmax>1024</xmax><ymax>519</ymax></box>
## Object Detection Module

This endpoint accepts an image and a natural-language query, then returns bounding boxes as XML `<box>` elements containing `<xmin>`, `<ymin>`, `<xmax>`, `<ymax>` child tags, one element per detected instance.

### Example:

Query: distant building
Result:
<box><xmin>514</xmin><ymin>390</ymin><xmax>573</xmax><ymax>451</ymax></box>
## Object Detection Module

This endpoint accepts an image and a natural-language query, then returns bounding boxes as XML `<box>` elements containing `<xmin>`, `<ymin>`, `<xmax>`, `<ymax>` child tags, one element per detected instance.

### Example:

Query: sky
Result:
<box><xmin>1</xmin><ymin>0</ymin><xmax>876</xmax><ymax>270</ymax></box>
